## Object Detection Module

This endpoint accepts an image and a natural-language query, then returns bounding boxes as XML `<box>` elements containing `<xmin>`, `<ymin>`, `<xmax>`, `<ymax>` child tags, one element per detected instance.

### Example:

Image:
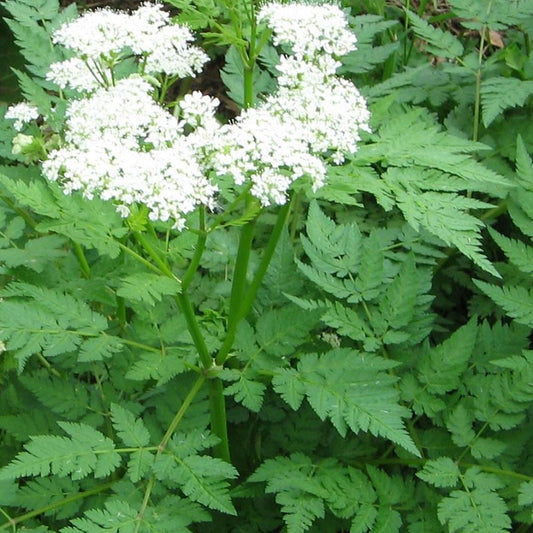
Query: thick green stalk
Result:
<box><xmin>209</xmin><ymin>378</ymin><xmax>231</xmax><ymax>463</ymax></box>
<box><xmin>132</xmin><ymin>230</ymin><xmax>178</xmax><ymax>281</ymax></box>
<box><xmin>216</xmin><ymin>212</ymin><xmax>256</xmax><ymax>365</ymax></box>
<box><xmin>175</xmin><ymin>292</ymin><xmax>212</xmax><ymax>370</ymax></box>
<box><xmin>243</xmin><ymin>1</ymin><xmax>257</xmax><ymax>109</ymax></box>
<box><xmin>216</xmin><ymin>201</ymin><xmax>290</xmax><ymax>366</ymax></box>
<box><xmin>238</xmin><ymin>201</ymin><xmax>291</xmax><ymax>322</ymax></box>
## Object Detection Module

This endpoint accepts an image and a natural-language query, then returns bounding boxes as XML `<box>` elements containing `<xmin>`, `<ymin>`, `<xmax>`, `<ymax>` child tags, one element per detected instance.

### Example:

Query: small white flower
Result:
<box><xmin>5</xmin><ymin>102</ymin><xmax>39</xmax><ymax>131</ymax></box>
<box><xmin>257</xmin><ymin>2</ymin><xmax>357</xmax><ymax>63</ymax></box>
<box><xmin>47</xmin><ymin>57</ymin><xmax>102</xmax><ymax>92</ymax></box>
<box><xmin>179</xmin><ymin>91</ymin><xmax>220</xmax><ymax>128</ymax></box>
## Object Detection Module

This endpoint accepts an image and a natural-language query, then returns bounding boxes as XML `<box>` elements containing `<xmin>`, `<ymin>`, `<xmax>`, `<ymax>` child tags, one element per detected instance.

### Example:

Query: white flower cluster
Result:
<box><xmin>257</xmin><ymin>2</ymin><xmax>357</xmax><ymax>67</ymax></box>
<box><xmin>36</xmin><ymin>1</ymin><xmax>370</xmax><ymax>228</ymax></box>
<box><xmin>42</xmin><ymin>78</ymin><xmax>216</xmax><ymax>229</ymax></box>
<box><xmin>206</xmin><ymin>1</ymin><xmax>370</xmax><ymax>206</ymax></box>
<box><xmin>5</xmin><ymin>102</ymin><xmax>39</xmax><ymax>131</ymax></box>
<box><xmin>47</xmin><ymin>2</ymin><xmax>208</xmax><ymax>92</ymax></box>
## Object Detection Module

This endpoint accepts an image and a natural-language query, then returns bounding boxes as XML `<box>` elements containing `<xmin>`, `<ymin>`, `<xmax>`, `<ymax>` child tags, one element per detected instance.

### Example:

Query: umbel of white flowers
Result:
<box><xmin>6</xmin><ymin>1</ymin><xmax>370</xmax><ymax>230</ymax></box>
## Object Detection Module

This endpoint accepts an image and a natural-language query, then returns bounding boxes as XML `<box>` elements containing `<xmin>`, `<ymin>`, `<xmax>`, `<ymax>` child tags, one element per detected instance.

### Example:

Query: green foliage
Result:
<box><xmin>0</xmin><ymin>1</ymin><xmax>532</xmax><ymax>533</ymax></box>
<box><xmin>0</xmin><ymin>422</ymin><xmax>121</xmax><ymax>480</ymax></box>
<box><xmin>273</xmin><ymin>349</ymin><xmax>419</xmax><ymax>455</ymax></box>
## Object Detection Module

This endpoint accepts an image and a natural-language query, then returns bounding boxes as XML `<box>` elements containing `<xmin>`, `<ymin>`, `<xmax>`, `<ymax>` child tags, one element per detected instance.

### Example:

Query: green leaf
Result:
<box><xmin>153</xmin><ymin>451</ymin><xmax>238</xmax><ymax>515</ymax></box>
<box><xmin>419</xmin><ymin>318</ymin><xmax>478</xmax><ymax>394</ymax></box>
<box><xmin>272</xmin><ymin>349</ymin><xmax>420</xmax><ymax>456</ymax></box>
<box><xmin>117</xmin><ymin>273</ymin><xmax>181</xmax><ymax>305</ymax></box>
<box><xmin>61</xmin><ymin>500</ymin><xmax>139</xmax><ymax>533</ymax></box>
<box><xmin>220</xmin><ymin>45</ymin><xmax>274</xmax><ymax>108</ymax></box>
<box><xmin>518</xmin><ymin>480</ymin><xmax>533</xmax><ymax>507</ymax></box>
<box><xmin>450</xmin><ymin>0</ymin><xmax>533</xmax><ymax>30</ymax></box>
<box><xmin>220</xmin><ymin>369</ymin><xmax>266</xmax><ymax>412</ymax></box>
<box><xmin>255</xmin><ymin>304</ymin><xmax>319</xmax><ymax>357</ymax></box>
<box><xmin>110</xmin><ymin>403</ymin><xmax>150</xmax><ymax>448</ymax></box>
<box><xmin>125</xmin><ymin>350</ymin><xmax>189</xmax><ymax>384</ymax></box>
<box><xmin>12</xmin><ymin>68</ymin><xmax>52</xmax><ymax>115</ymax></box>
<box><xmin>515</xmin><ymin>135</ymin><xmax>533</xmax><ymax>189</ymax></box>
<box><xmin>474</xmin><ymin>280</ymin><xmax>533</xmax><ymax>327</ymax></box>
<box><xmin>379</xmin><ymin>255</ymin><xmax>417</xmax><ymax>329</ymax></box>
<box><xmin>341</xmin><ymin>15</ymin><xmax>398</xmax><ymax>75</ymax></box>
<box><xmin>0</xmin><ymin>234</ymin><xmax>67</xmax><ymax>273</ymax></box>
<box><xmin>406</xmin><ymin>10</ymin><xmax>464</xmax><ymax>58</ymax></box>
<box><xmin>393</xmin><ymin>185</ymin><xmax>498</xmax><ymax>276</ymax></box>
<box><xmin>488</xmin><ymin>227</ymin><xmax>533</xmax><ymax>275</ymax></box>
<box><xmin>250</xmin><ymin>454</ymin><xmax>369</xmax><ymax>533</ymax></box>
<box><xmin>438</xmin><ymin>469</ymin><xmax>512</xmax><ymax>532</ymax></box>
<box><xmin>417</xmin><ymin>457</ymin><xmax>460</xmax><ymax>488</ymax></box>
<box><xmin>0</xmin><ymin>422</ymin><xmax>121</xmax><ymax>480</ymax></box>
<box><xmin>481</xmin><ymin>77</ymin><xmax>533</xmax><ymax>127</ymax></box>
<box><xmin>0</xmin><ymin>283</ymin><xmax>116</xmax><ymax>369</ymax></box>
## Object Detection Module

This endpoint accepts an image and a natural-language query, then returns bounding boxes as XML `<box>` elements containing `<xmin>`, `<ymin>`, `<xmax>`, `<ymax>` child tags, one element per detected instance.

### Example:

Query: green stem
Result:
<box><xmin>175</xmin><ymin>292</ymin><xmax>212</xmax><ymax>370</ymax></box>
<box><xmin>72</xmin><ymin>241</ymin><xmax>91</xmax><ymax>278</ymax></box>
<box><xmin>473</xmin><ymin>25</ymin><xmax>487</xmax><ymax>143</ymax></box>
<box><xmin>239</xmin><ymin>201</ymin><xmax>291</xmax><ymax>322</ymax></box>
<box><xmin>208</xmin><ymin>185</ymin><xmax>252</xmax><ymax>231</ymax></box>
<box><xmin>37</xmin><ymin>353</ymin><xmax>61</xmax><ymax>377</ymax></box>
<box><xmin>0</xmin><ymin>195</ymin><xmax>36</xmax><ymax>228</ymax></box>
<box><xmin>0</xmin><ymin>482</ymin><xmax>115</xmax><ymax>530</ymax></box>
<box><xmin>118</xmin><ymin>241</ymin><xmax>165</xmax><ymax>275</ymax></box>
<box><xmin>132</xmin><ymin>230</ymin><xmax>179</xmax><ymax>282</ymax></box>
<box><xmin>216</xmin><ymin>208</ymin><xmax>257</xmax><ymax>365</ymax></box>
<box><xmin>136</xmin><ymin>374</ymin><xmax>206</xmax><ymax>531</ymax></box>
<box><xmin>116</xmin><ymin>295</ymin><xmax>127</xmax><ymax>329</ymax></box>
<box><xmin>243</xmin><ymin>1</ymin><xmax>257</xmax><ymax>109</ymax></box>
<box><xmin>132</xmin><ymin>229</ymin><xmax>211</xmax><ymax>369</ymax></box>
<box><xmin>160</xmin><ymin>374</ymin><xmax>206</xmax><ymax>451</ymax></box>
<box><xmin>209</xmin><ymin>378</ymin><xmax>231</xmax><ymax>462</ymax></box>
<box><xmin>216</xmin><ymin>200</ymin><xmax>290</xmax><ymax>366</ymax></box>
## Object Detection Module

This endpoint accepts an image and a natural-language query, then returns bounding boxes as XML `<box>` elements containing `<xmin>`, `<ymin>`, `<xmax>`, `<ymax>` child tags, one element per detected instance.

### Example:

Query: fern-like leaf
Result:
<box><xmin>250</xmin><ymin>453</ymin><xmax>378</xmax><ymax>533</ymax></box>
<box><xmin>272</xmin><ymin>349</ymin><xmax>419</xmax><ymax>456</ymax></box>
<box><xmin>418</xmin><ymin>318</ymin><xmax>478</xmax><ymax>395</ymax></box>
<box><xmin>117</xmin><ymin>272</ymin><xmax>181</xmax><ymax>305</ymax></box>
<box><xmin>488</xmin><ymin>227</ymin><xmax>533</xmax><ymax>275</ymax></box>
<box><xmin>393</xmin><ymin>186</ymin><xmax>498</xmax><ymax>276</ymax></box>
<box><xmin>437</xmin><ymin>468</ymin><xmax>512</xmax><ymax>532</ymax></box>
<box><xmin>481</xmin><ymin>77</ymin><xmax>533</xmax><ymax>127</ymax></box>
<box><xmin>0</xmin><ymin>282</ymin><xmax>122</xmax><ymax>369</ymax></box>
<box><xmin>406</xmin><ymin>10</ymin><xmax>464</xmax><ymax>58</ymax></box>
<box><xmin>474</xmin><ymin>280</ymin><xmax>533</xmax><ymax>327</ymax></box>
<box><xmin>340</xmin><ymin>15</ymin><xmax>399</xmax><ymax>74</ymax></box>
<box><xmin>153</xmin><ymin>447</ymin><xmax>238</xmax><ymax>514</ymax></box>
<box><xmin>417</xmin><ymin>457</ymin><xmax>460</xmax><ymax>488</ymax></box>
<box><xmin>61</xmin><ymin>500</ymin><xmax>138</xmax><ymax>533</ymax></box>
<box><xmin>0</xmin><ymin>422</ymin><xmax>121</xmax><ymax>480</ymax></box>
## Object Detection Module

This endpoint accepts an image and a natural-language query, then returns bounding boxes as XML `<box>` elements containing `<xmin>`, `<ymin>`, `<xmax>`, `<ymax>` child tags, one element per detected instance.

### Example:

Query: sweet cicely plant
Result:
<box><xmin>1</xmin><ymin>0</ymin><xmax>533</xmax><ymax>531</ymax></box>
